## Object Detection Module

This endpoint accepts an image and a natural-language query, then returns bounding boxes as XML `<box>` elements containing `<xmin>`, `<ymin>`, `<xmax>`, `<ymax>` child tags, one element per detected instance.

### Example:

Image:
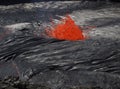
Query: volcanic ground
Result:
<box><xmin>0</xmin><ymin>1</ymin><xmax>120</xmax><ymax>89</ymax></box>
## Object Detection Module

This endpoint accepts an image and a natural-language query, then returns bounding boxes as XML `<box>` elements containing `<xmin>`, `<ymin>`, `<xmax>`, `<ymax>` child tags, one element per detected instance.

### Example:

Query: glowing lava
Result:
<box><xmin>45</xmin><ymin>15</ymin><xmax>86</xmax><ymax>41</ymax></box>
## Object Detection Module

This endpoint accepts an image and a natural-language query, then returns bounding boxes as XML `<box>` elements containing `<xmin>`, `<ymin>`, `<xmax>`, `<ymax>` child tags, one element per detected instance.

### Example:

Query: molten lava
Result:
<box><xmin>45</xmin><ymin>15</ymin><xmax>86</xmax><ymax>41</ymax></box>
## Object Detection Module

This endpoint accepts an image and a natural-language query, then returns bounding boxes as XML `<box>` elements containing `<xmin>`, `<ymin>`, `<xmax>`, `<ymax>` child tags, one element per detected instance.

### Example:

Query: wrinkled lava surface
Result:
<box><xmin>0</xmin><ymin>1</ymin><xmax>120</xmax><ymax>89</ymax></box>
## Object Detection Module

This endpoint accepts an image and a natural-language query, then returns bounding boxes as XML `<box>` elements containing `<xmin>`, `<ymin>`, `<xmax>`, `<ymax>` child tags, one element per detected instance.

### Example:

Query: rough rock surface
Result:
<box><xmin>0</xmin><ymin>1</ymin><xmax>120</xmax><ymax>89</ymax></box>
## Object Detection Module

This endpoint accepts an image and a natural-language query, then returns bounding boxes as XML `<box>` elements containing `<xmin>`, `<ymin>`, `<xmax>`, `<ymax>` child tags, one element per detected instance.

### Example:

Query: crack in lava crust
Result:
<box><xmin>45</xmin><ymin>15</ymin><xmax>86</xmax><ymax>41</ymax></box>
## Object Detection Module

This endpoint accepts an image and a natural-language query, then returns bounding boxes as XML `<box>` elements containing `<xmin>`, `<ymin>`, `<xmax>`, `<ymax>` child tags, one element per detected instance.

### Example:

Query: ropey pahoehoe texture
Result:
<box><xmin>0</xmin><ymin>1</ymin><xmax>120</xmax><ymax>89</ymax></box>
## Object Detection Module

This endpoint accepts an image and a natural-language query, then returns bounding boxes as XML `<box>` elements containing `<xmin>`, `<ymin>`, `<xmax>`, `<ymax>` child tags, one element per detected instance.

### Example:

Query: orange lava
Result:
<box><xmin>45</xmin><ymin>15</ymin><xmax>86</xmax><ymax>41</ymax></box>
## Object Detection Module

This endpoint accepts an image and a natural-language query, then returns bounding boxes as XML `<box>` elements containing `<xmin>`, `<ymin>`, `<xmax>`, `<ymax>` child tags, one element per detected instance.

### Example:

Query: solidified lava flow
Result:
<box><xmin>45</xmin><ymin>15</ymin><xmax>86</xmax><ymax>41</ymax></box>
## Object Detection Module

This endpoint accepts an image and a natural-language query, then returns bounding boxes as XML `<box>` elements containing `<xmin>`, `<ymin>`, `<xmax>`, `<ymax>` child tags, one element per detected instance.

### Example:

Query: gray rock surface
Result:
<box><xmin>0</xmin><ymin>1</ymin><xmax>120</xmax><ymax>89</ymax></box>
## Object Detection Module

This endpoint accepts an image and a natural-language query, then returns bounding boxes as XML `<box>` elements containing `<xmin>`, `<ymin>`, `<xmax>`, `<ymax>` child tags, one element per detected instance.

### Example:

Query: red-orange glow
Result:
<box><xmin>45</xmin><ymin>15</ymin><xmax>86</xmax><ymax>41</ymax></box>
